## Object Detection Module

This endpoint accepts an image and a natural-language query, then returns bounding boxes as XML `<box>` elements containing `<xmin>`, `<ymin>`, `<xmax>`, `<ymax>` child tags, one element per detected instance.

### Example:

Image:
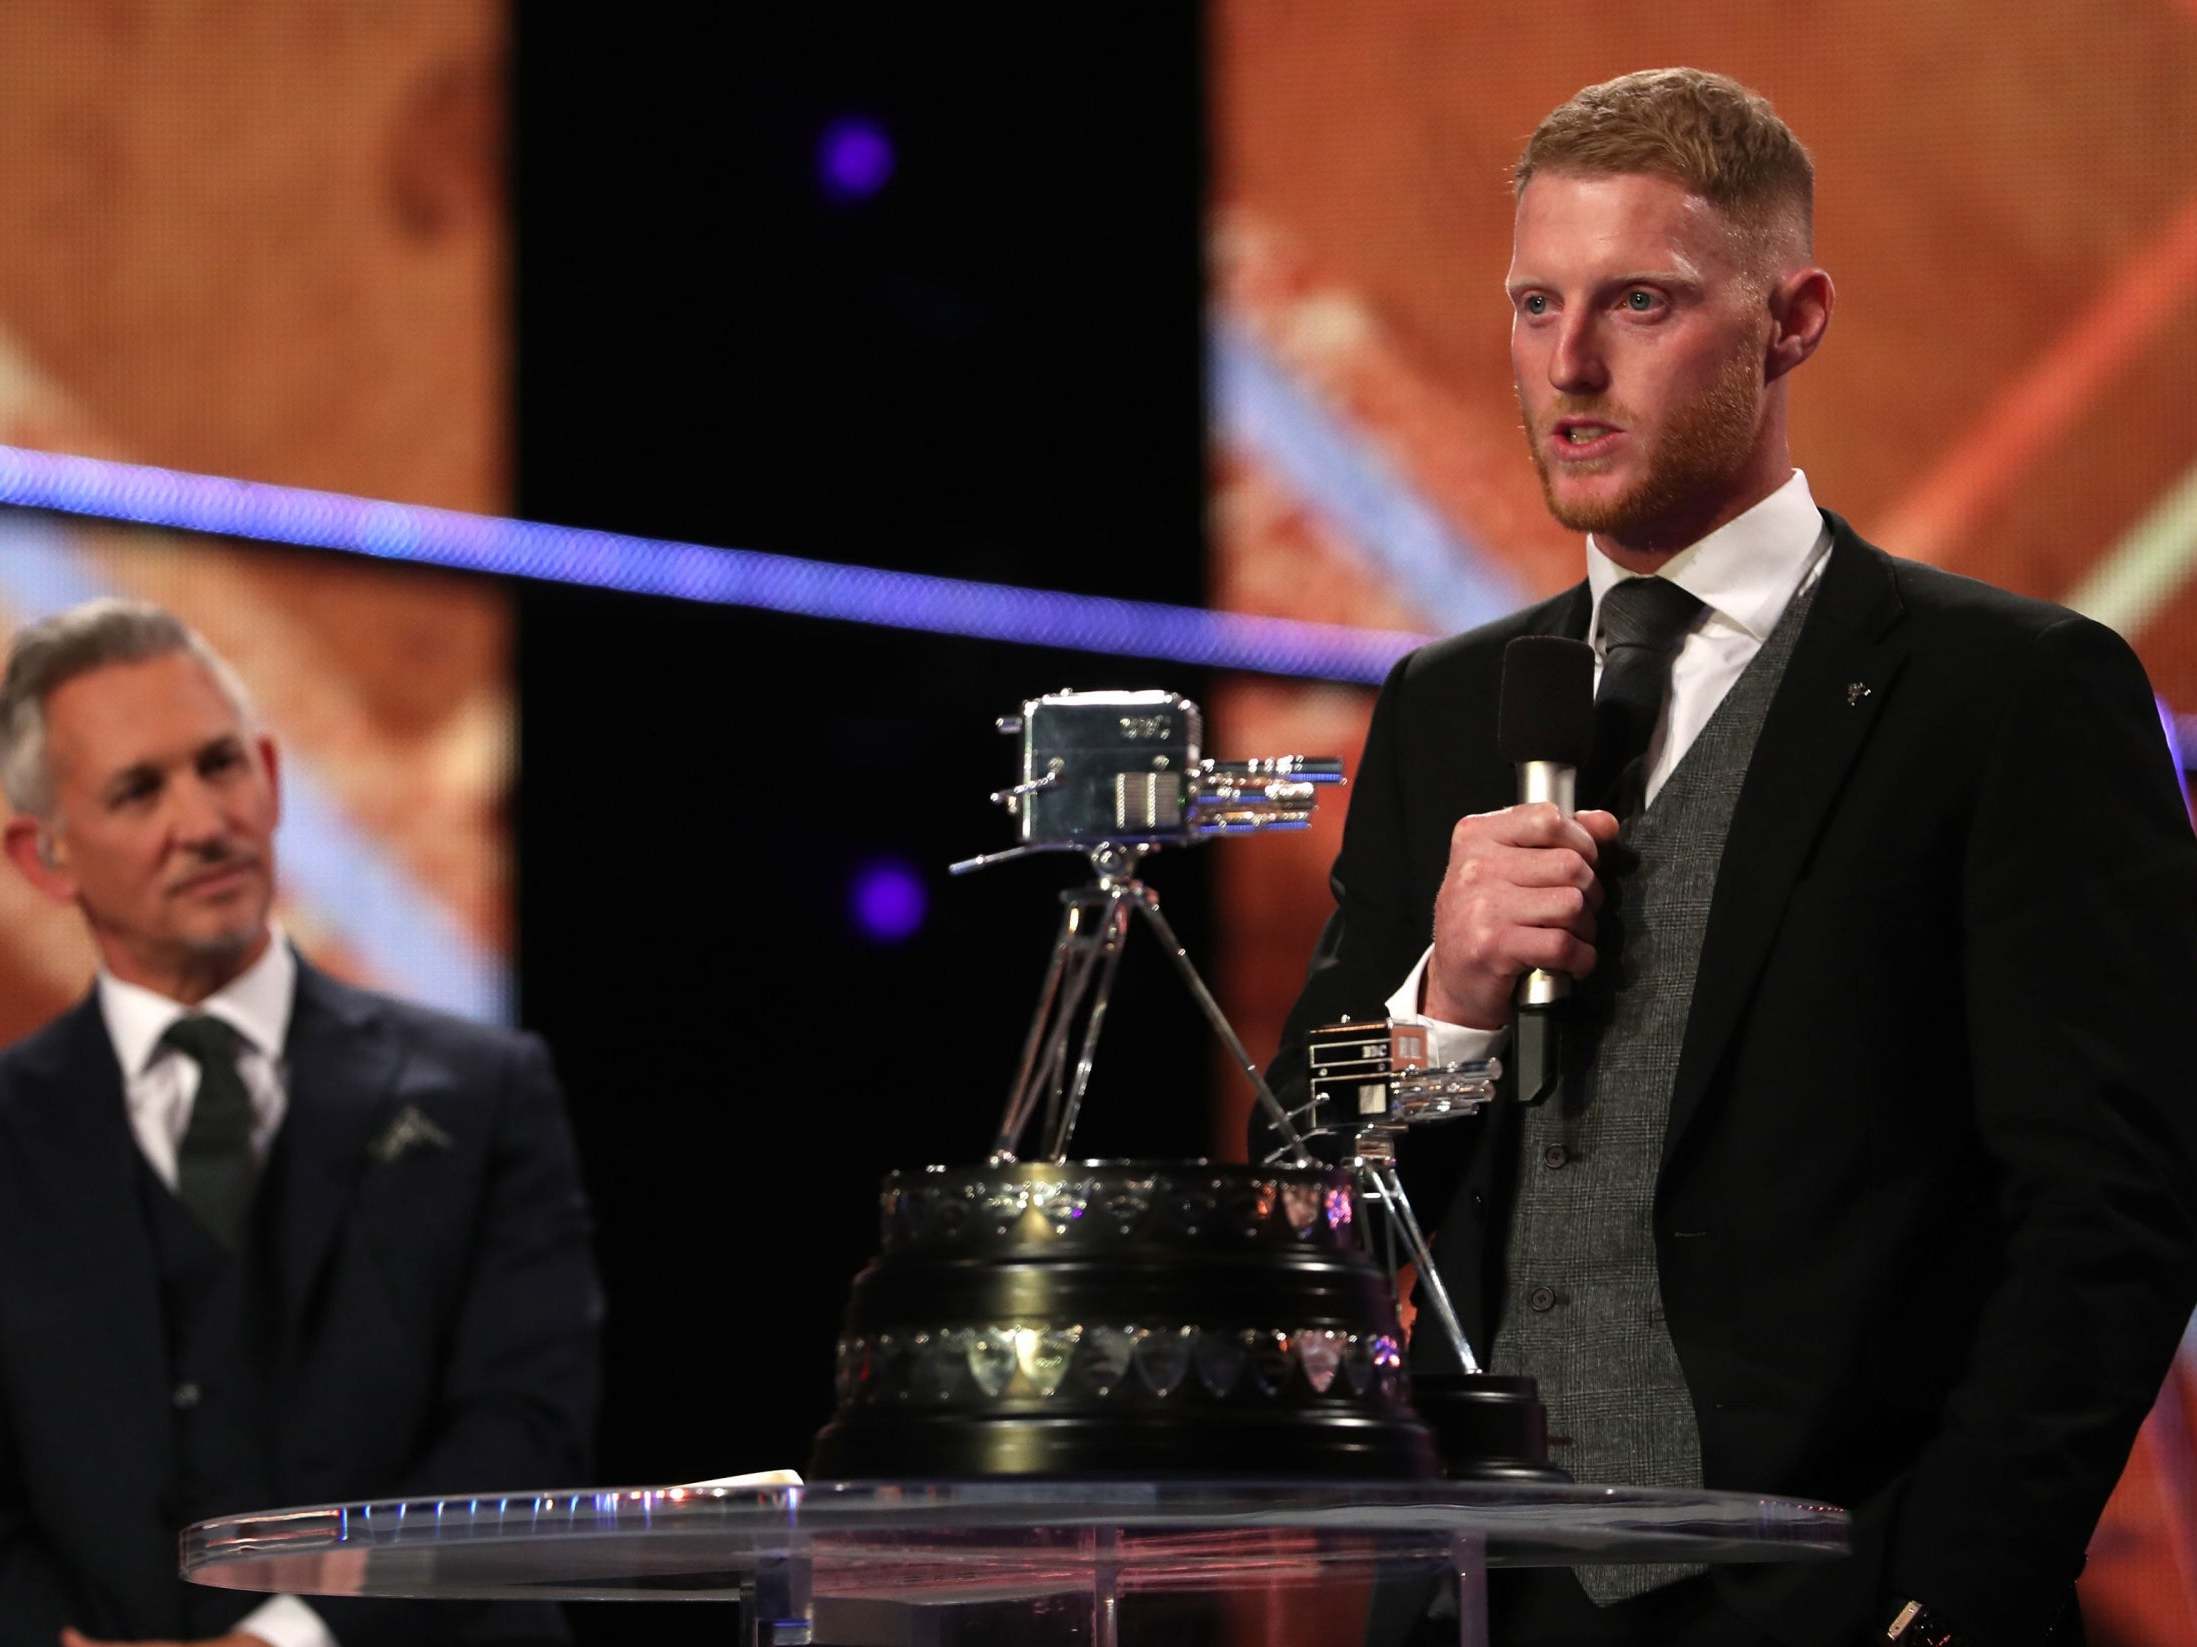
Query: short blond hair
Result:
<box><xmin>1517</xmin><ymin>68</ymin><xmax>1813</xmax><ymax>251</ymax></box>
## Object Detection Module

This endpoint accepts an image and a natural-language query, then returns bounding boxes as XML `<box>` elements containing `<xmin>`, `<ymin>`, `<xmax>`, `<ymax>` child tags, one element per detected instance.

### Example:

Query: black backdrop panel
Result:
<box><xmin>515</xmin><ymin>13</ymin><xmax>1207</xmax><ymax>1636</ymax></box>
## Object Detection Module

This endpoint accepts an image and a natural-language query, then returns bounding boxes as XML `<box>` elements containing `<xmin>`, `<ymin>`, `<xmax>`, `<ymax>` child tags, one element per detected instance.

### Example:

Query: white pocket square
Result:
<box><xmin>367</xmin><ymin>1103</ymin><xmax>454</xmax><ymax>1165</ymax></box>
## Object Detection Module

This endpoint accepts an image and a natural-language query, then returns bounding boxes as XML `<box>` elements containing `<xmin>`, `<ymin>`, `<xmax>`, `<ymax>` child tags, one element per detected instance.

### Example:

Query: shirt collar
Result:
<box><xmin>97</xmin><ymin>930</ymin><xmax>298</xmax><ymax>1078</ymax></box>
<box><xmin>1585</xmin><ymin>469</ymin><xmax>1827</xmax><ymax>647</ymax></box>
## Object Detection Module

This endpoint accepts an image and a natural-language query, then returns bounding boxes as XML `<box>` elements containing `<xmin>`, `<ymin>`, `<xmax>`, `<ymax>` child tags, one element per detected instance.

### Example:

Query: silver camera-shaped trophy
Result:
<box><xmin>949</xmin><ymin>689</ymin><xmax>1348</xmax><ymax>1164</ymax></box>
<box><xmin>955</xmin><ymin>688</ymin><xmax>1339</xmax><ymax>868</ymax></box>
<box><xmin>957</xmin><ymin>691</ymin><xmax>1498</xmax><ymax>1235</ymax></box>
<box><xmin>815</xmin><ymin>689</ymin><xmax>1558</xmax><ymax>1482</ymax></box>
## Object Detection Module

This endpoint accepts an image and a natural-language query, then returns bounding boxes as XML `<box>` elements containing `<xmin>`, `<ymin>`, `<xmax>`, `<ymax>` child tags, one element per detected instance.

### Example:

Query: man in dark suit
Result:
<box><xmin>1267</xmin><ymin>70</ymin><xmax>2197</xmax><ymax>1646</ymax></box>
<box><xmin>0</xmin><ymin>599</ymin><xmax>600</xmax><ymax>1646</ymax></box>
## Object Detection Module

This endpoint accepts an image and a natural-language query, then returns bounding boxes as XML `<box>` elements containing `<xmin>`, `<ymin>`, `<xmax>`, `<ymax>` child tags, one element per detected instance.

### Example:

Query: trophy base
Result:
<box><xmin>809</xmin><ymin>1161</ymin><xmax>1440</xmax><ymax>1481</ymax></box>
<box><xmin>811</xmin><ymin>1410</ymin><xmax>1436</xmax><ymax>1481</ymax></box>
<box><xmin>1410</xmin><ymin>1372</ymin><xmax>1570</xmax><ymax>1482</ymax></box>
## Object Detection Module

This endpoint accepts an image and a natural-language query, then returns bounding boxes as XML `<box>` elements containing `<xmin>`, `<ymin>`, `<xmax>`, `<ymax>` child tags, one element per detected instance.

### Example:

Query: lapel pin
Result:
<box><xmin>367</xmin><ymin>1103</ymin><xmax>454</xmax><ymax>1165</ymax></box>
<box><xmin>1845</xmin><ymin>681</ymin><xmax>1872</xmax><ymax>707</ymax></box>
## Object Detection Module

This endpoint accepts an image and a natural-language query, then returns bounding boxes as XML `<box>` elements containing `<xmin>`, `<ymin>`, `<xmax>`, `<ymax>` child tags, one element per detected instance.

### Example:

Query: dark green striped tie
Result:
<box><xmin>163</xmin><ymin>1015</ymin><xmax>258</xmax><ymax>1251</ymax></box>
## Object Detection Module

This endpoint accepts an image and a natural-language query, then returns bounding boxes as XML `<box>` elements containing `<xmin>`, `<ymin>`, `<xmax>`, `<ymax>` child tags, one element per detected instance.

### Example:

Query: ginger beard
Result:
<box><xmin>1521</xmin><ymin>338</ymin><xmax>1765</xmax><ymax>540</ymax></box>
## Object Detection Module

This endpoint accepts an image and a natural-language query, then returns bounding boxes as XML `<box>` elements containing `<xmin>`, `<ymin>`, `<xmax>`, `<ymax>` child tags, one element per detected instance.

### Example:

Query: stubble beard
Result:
<box><xmin>84</xmin><ymin>854</ymin><xmax>274</xmax><ymax>1000</ymax></box>
<box><xmin>1523</xmin><ymin>345</ymin><xmax>1765</xmax><ymax>543</ymax></box>
<box><xmin>173</xmin><ymin>864</ymin><xmax>274</xmax><ymax>970</ymax></box>
<box><xmin>161</xmin><ymin>907</ymin><xmax>272</xmax><ymax>1002</ymax></box>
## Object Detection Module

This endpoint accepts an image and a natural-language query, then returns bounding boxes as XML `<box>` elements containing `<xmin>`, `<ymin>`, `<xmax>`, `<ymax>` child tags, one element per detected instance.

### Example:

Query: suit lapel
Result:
<box><xmin>1661</xmin><ymin>520</ymin><xmax>1911</xmax><ymax>1168</ymax></box>
<box><xmin>1543</xmin><ymin>582</ymin><xmax>1592</xmax><ymax>643</ymax></box>
<box><xmin>274</xmin><ymin>959</ymin><xmax>402</xmax><ymax>1329</ymax></box>
<box><xmin>0</xmin><ymin>998</ymin><xmax>172</xmax><ymax>1530</ymax></box>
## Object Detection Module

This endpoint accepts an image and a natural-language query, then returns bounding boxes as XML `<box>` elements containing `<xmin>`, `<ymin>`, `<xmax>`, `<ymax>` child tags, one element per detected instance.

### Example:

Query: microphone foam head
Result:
<box><xmin>1498</xmin><ymin>635</ymin><xmax>1595</xmax><ymax>765</ymax></box>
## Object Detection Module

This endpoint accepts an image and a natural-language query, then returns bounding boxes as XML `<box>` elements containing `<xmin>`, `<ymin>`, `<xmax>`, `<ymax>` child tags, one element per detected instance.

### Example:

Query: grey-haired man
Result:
<box><xmin>0</xmin><ymin>600</ymin><xmax>599</xmax><ymax>1647</ymax></box>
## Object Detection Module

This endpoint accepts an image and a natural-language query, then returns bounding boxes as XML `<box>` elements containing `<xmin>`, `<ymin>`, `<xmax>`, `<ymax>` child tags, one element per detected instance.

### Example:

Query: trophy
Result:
<box><xmin>808</xmin><ymin>691</ymin><xmax>1559</xmax><ymax>1481</ymax></box>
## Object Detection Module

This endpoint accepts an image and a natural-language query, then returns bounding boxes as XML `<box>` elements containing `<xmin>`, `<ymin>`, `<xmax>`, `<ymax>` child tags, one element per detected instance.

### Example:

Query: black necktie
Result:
<box><xmin>1586</xmin><ymin>577</ymin><xmax>1706</xmax><ymax>819</ymax></box>
<box><xmin>163</xmin><ymin>1015</ymin><xmax>258</xmax><ymax>1251</ymax></box>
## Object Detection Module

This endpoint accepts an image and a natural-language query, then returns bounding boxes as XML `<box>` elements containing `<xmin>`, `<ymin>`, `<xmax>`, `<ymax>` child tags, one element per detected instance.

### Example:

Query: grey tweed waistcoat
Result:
<box><xmin>1488</xmin><ymin>574</ymin><xmax>1818</xmax><ymax>1603</ymax></box>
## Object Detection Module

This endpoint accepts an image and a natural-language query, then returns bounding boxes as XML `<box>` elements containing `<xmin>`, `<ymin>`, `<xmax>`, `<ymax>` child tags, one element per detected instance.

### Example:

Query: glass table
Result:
<box><xmin>183</xmin><ymin>1477</ymin><xmax>1848</xmax><ymax>1647</ymax></box>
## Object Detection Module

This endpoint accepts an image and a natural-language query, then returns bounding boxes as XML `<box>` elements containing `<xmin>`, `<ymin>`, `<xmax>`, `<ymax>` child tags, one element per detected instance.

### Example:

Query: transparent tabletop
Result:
<box><xmin>182</xmin><ymin>1478</ymin><xmax>1849</xmax><ymax>1603</ymax></box>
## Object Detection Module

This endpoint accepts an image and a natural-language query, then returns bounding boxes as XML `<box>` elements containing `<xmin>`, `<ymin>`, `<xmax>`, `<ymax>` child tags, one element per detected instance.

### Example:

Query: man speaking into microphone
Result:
<box><xmin>1264</xmin><ymin>69</ymin><xmax>2197</xmax><ymax>1647</ymax></box>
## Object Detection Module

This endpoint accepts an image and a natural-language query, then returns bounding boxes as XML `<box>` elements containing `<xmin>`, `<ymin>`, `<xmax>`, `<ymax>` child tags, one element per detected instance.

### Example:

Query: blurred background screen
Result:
<box><xmin>0</xmin><ymin>3</ymin><xmax>513</xmax><ymax>1036</ymax></box>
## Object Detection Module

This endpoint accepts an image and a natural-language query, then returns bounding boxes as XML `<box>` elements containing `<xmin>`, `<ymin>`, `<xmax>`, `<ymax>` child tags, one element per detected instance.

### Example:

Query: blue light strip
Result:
<box><xmin>0</xmin><ymin>445</ymin><xmax>1432</xmax><ymax>685</ymax></box>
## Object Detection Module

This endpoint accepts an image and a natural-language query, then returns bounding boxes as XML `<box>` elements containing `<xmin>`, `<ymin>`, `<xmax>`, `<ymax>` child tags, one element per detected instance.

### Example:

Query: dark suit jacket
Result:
<box><xmin>1266</xmin><ymin>516</ymin><xmax>2197</xmax><ymax>1646</ymax></box>
<box><xmin>0</xmin><ymin>955</ymin><xmax>602</xmax><ymax>1644</ymax></box>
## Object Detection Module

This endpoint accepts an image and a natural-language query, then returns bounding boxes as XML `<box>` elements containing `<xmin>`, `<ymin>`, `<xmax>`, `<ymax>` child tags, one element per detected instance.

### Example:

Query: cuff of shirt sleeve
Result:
<box><xmin>1384</xmin><ymin>946</ymin><xmax>1509</xmax><ymax>1067</ymax></box>
<box><xmin>237</xmin><ymin>1593</ymin><xmax>338</xmax><ymax>1647</ymax></box>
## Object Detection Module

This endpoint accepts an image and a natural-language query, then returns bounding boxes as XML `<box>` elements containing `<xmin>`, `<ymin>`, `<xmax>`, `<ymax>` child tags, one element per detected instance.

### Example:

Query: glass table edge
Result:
<box><xmin>182</xmin><ymin>1476</ymin><xmax>1850</xmax><ymax>1579</ymax></box>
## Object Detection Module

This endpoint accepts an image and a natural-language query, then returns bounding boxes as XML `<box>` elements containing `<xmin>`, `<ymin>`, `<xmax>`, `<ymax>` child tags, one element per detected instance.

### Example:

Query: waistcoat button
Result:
<box><xmin>172</xmin><ymin>1381</ymin><xmax>202</xmax><ymax>1411</ymax></box>
<box><xmin>1527</xmin><ymin>1285</ymin><xmax>1556</xmax><ymax>1312</ymax></box>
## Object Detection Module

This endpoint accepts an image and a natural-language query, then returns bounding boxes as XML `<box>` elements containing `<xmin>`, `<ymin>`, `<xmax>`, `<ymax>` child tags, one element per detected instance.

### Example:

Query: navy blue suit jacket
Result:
<box><xmin>0</xmin><ymin>955</ymin><xmax>601</xmax><ymax>1644</ymax></box>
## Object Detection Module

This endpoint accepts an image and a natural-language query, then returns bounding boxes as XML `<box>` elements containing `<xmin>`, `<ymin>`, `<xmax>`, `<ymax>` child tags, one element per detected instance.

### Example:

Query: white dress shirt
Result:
<box><xmin>1385</xmin><ymin>469</ymin><xmax>1834</xmax><ymax>1061</ymax></box>
<box><xmin>95</xmin><ymin>934</ymin><xmax>337</xmax><ymax>1647</ymax></box>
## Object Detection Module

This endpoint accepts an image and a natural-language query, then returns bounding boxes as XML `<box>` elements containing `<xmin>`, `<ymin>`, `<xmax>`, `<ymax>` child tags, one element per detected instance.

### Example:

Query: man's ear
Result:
<box><xmin>256</xmin><ymin>732</ymin><xmax>282</xmax><ymax>828</ymax></box>
<box><xmin>2</xmin><ymin>815</ymin><xmax>76</xmax><ymax>904</ymax></box>
<box><xmin>1764</xmin><ymin>265</ymin><xmax>1834</xmax><ymax>385</ymax></box>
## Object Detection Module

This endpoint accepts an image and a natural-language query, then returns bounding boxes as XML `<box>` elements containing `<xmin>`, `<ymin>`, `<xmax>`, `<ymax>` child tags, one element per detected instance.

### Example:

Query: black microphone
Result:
<box><xmin>1497</xmin><ymin>635</ymin><xmax>1596</xmax><ymax>1105</ymax></box>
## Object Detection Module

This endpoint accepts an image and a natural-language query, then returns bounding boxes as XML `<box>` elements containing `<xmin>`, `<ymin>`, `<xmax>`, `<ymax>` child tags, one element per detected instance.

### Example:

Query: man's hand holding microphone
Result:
<box><xmin>1425</xmin><ymin>634</ymin><xmax>1604</xmax><ymax>1102</ymax></box>
<box><xmin>1423</xmin><ymin>802</ymin><xmax>1620</xmax><ymax>1033</ymax></box>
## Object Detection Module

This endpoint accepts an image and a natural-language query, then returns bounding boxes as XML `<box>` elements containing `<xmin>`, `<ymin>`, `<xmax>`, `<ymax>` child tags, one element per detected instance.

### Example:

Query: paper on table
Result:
<box><xmin>676</xmin><ymin>1468</ymin><xmax>805</xmax><ymax>1488</ymax></box>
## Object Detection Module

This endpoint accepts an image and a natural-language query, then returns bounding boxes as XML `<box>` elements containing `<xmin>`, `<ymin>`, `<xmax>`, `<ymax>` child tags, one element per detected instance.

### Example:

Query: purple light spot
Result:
<box><xmin>850</xmin><ymin>859</ymin><xmax>927</xmax><ymax>943</ymax></box>
<box><xmin>818</xmin><ymin>117</ymin><xmax>895</xmax><ymax>201</ymax></box>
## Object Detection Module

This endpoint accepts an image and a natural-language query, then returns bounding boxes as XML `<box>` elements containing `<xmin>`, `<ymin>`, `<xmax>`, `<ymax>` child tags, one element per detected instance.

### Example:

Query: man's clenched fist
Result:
<box><xmin>1422</xmin><ymin>803</ymin><xmax>1622</xmax><ymax>1030</ymax></box>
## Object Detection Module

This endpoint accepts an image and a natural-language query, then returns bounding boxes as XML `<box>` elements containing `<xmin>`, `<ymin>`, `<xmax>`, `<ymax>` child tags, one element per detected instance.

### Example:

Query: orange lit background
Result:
<box><xmin>0</xmin><ymin>2</ymin><xmax>512</xmax><ymax>1040</ymax></box>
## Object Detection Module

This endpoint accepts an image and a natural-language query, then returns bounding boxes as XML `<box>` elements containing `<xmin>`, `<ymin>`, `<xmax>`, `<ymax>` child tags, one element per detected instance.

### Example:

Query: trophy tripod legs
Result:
<box><xmin>1044</xmin><ymin>892</ymin><xmax>1132</xmax><ymax>1159</ymax></box>
<box><xmin>1363</xmin><ymin>1159</ymin><xmax>1479</xmax><ymax>1376</ymax></box>
<box><xmin>1128</xmin><ymin>884</ymin><xmax>1310</xmax><ymax>1163</ymax></box>
<box><xmin>992</xmin><ymin>908</ymin><xmax>1078</xmax><ymax>1157</ymax></box>
<box><xmin>991</xmin><ymin>885</ymin><xmax>1124</xmax><ymax>1161</ymax></box>
<box><xmin>989</xmin><ymin>855</ymin><xmax>1311</xmax><ymax>1165</ymax></box>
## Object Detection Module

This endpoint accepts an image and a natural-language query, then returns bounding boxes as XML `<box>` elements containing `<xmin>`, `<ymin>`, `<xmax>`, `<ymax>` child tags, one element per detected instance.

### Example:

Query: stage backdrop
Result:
<box><xmin>0</xmin><ymin>1</ymin><xmax>513</xmax><ymax>1035</ymax></box>
<box><xmin>1207</xmin><ymin>7</ymin><xmax>2197</xmax><ymax>1642</ymax></box>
